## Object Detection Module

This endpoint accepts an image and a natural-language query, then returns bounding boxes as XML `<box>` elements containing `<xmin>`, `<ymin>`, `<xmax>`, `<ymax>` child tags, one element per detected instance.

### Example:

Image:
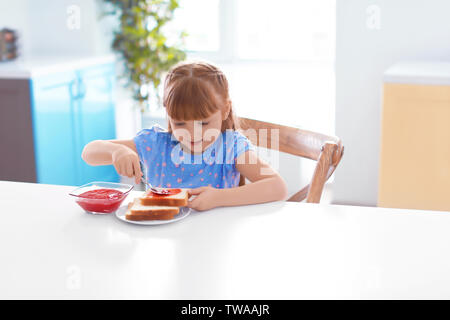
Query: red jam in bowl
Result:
<box><xmin>76</xmin><ymin>188</ymin><xmax>125</xmax><ymax>213</ymax></box>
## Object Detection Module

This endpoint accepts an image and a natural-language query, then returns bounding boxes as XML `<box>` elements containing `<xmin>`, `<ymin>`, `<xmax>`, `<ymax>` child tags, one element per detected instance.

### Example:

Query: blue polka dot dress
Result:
<box><xmin>133</xmin><ymin>125</ymin><xmax>254</xmax><ymax>189</ymax></box>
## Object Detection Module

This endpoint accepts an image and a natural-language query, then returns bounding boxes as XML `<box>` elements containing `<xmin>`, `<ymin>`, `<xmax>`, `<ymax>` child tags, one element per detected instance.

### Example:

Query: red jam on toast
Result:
<box><xmin>148</xmin><ymin>188</ymin><xmax>182</xmax><ymax>197</ymax></box>
<box><xmin>140</xmin><ymin>188</ymin><xmax>188</xmax><ymax>207</ymax></box>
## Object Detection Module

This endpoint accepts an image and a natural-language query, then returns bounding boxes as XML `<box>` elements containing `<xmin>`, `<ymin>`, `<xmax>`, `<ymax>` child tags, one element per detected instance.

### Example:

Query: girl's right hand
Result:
<box><xmin>111</xmin><ymin>144</ymin><xmax>143</xmax><ymax>184</ymax></box>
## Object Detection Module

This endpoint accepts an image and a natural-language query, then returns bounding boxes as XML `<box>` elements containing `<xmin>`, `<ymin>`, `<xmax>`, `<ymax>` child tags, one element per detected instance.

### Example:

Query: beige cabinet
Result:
<box><xmin>379</xmin><ymin>62</ymin><xmax>450</xmax><ymax>212</ymax></box>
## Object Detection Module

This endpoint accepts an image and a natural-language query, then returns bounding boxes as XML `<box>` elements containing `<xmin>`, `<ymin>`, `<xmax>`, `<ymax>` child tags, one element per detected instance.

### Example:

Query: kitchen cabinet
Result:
<box><xmin>379</xmin><ymin>61</ymin><xmax>450</xmax><ymax>212</ymax></box>
<box><xmin>0</xmin><ymin>56</ymin><xmax>119</xmax><ymax>186</ymax></box>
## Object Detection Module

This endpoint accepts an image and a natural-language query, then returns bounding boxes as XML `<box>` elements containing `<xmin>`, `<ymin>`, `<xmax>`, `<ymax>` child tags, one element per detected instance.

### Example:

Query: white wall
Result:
<box><xmin>0</xmin><ymin>0</ymin><xmax>30</xmax><ymax>56</ymax></box>
<box><xmin>335</xmin><ymin>0</ymin><xmax>450</xmax><ymax>206</ymax></box>
<box><xmin>0</xmin><ymin>0</ymin><xmax>114</xmax><ymax>58</ymax></box>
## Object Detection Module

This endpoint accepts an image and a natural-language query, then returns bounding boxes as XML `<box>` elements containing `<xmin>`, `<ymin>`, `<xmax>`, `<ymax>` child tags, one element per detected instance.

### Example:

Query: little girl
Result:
<box><xmin>82</xmin><ymin>61</ymin><xmax>287</xmax><ymax>211</ymax></box>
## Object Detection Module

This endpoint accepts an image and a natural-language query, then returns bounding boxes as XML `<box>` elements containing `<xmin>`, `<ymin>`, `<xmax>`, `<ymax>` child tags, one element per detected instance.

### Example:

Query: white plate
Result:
<box><xmin>115</xmin><ymin>205</ymin><xmax>191</xmax><ymax>226</ymax></box>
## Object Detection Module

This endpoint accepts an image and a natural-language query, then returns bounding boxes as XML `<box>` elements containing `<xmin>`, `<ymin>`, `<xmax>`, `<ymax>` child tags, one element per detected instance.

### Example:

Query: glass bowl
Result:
<box><xmin>69</xmin><ymin>181</ymin><xmax>133</xmax><ymax>214</ymax></box>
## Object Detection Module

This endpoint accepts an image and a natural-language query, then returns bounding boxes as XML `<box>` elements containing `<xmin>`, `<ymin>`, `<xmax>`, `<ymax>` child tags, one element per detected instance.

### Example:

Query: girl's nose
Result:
<box><xmin>192</xmin><ymin>121</ymin><xmax>203</xmax><ymax>138</ymax></box>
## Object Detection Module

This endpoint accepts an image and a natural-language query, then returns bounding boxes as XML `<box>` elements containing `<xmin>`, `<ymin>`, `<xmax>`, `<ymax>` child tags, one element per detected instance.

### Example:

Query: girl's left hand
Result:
<box><xmin>188</xmin><ymin>186</ymin><xmax>222</xmax><ymax>211</ymax></box>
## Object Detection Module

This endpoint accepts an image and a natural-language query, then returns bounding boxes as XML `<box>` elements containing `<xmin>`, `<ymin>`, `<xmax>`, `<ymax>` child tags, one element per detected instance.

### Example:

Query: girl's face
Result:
<box><xmin>169</xmin><ymin>110</ymin><xmax>225</xmax><ymax>153</ymax></box>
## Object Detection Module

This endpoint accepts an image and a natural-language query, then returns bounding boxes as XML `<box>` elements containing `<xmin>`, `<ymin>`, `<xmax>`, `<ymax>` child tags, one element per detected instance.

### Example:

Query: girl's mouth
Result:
<box><xmin>190</xmin><ymin>140</ymin><xmax>203</xmax><ymax>147</ymax></box>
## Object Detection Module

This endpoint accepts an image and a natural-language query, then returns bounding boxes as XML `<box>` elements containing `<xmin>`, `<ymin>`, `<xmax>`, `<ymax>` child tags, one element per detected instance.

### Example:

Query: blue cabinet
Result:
<box><xmin>30</xmin><ymin>63</ymin><xmax>119</xmax><ymax>186</ymax></box>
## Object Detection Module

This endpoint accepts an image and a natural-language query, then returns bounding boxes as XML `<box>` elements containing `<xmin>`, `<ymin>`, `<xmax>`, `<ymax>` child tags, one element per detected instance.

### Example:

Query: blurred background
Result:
<box><xmin>1</xmin><ymin>0</ymin><xmax>449</xmax><ymax>211</ymax></box>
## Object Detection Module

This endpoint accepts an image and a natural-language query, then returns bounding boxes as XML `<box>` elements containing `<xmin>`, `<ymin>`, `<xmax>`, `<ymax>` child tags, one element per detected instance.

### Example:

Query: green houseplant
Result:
<box><xmin>102</xmin><ymin>0</ymin><xmax>187</xmax><ymax>112</ymax></box>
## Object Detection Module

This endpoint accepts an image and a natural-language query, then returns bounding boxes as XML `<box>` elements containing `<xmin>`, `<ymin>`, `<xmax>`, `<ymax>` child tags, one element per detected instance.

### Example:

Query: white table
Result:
<box><xmin>1</xmin><ymin>180</ymin><xmax>450</xmax><ymax>299</ymax></box>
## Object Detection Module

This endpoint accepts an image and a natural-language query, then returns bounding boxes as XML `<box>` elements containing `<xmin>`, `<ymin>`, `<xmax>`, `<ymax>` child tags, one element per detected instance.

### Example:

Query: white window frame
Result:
<box><xmin>186</xmin><ymin>0</ymin><xmax>237</xmax><ymax>63</ymax></box>
<box><xmin>186</xmin><ymin>0</ymin><xmax>335</xmax><ymax>64</ymax></box>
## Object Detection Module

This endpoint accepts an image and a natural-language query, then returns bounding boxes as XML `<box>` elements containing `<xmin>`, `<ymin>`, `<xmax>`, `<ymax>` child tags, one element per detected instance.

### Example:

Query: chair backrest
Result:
<box><xmin>238</xmin><ymin>117</ymin><xmax>344</xmax><ymax>203</ymax></box>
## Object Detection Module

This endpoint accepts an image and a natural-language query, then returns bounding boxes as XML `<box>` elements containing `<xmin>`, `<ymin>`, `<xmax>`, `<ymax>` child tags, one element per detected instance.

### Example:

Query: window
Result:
<box><xmin>169</xmin><ymin>0</ymin><xmax>220</xmax><ymax>52</ymax></box>
<box><xmin>170</xmin><ymin>0</ymin><xmax>335</xmax><ymax>62</ymax></box>
<box><xmin>236</xmin><ymin>0</ymin><xmax>335</xmax><ymax>61</ymax></box>
<box><xmin>167</xmin><ymin>0</ymin><xmax>336</xmax><ymax>134</ymax></box>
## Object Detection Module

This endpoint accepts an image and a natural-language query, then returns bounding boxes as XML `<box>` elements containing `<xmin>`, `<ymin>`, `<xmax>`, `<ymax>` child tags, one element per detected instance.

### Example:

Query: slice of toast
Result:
<box><xmin>125</xmin><ymin>199</ymin><xmax>179</xmax><ymax>221</ymax></box>
<box><xmin>140</xmin><ymin>188</ymin><xmax>189</xmax><ymax>207</ymax></box>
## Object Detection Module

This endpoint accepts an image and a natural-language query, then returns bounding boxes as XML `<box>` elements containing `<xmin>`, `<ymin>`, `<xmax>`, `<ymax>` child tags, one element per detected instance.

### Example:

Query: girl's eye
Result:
<box><xmin>174</xmin><ymin>122</ymin><xmax>185</xmax><ymax>126</ymax></box>
<box><xmin>201</xmin><ymin>122</ymin><xmax>209</xmax><ymax>126</ymax></box>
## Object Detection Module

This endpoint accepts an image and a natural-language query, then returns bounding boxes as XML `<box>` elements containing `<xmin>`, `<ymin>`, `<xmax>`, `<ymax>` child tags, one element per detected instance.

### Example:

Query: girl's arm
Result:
<box><xmin>81</xmin><ymin>139</ymin><xmax>143</xmax><ymax>184</ymax></box>
<box><xmin>224</xmin><ymin>150</ymin><xmax>288</xmax><ymax>204</ymax></box>
<box><xmin>188</xmin><ymin>150</ymin><xmax>288</xmax><ymax>210</ymax></box>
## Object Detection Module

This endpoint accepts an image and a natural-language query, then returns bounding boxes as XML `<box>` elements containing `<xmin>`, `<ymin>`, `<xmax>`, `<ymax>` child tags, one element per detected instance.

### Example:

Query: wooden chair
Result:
<box><xmin>238</xmin><ymin>117</ymin><xmax>344</xmax><ymax>203</ymax></box>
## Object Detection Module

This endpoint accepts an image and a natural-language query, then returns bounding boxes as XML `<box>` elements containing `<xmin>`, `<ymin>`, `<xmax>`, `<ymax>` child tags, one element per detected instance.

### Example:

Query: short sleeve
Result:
<box><xmin>234</xmin><ymin>131</ymin><xmax>254</xmax><ymax>159</ymax></box>
<box><xmin>133</xmin><ymin>125</ymin><xmax>165</xmax><ymax>163</ymax></box>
